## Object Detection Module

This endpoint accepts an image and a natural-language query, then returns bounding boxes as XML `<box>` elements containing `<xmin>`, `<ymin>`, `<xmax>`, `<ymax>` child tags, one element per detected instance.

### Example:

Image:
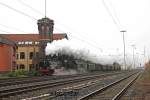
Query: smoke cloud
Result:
<box><xmin>53</xmin><ymin>67</ymin><xmax>78</xmax><ymax>75</ymax></box>
<box><xmin>45</xmin><ymin>38</ymin><xmax>122</xmax><ymax>65</ymax></box>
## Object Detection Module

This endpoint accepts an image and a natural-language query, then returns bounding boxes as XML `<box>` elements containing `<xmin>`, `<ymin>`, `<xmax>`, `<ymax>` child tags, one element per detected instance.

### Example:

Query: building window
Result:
<box><xmin>18</xmin><ymin>42</ymin><xmax>24</xmax><ymax>45</ymax></box>
<box><xmin>18</xmin><ymin>42</ymin><xmax>22</xmax><ymax>44</ymax></box>
<box><xmin>20</xmin><ymin>52</ymin><xmax>25</xmax><ymax>59</ymax></box>
<box><xmin>36</xmin><ymin>64</ymin><xmax>38</xmax><ymax>67</ymax></box>
<box><xmin>20</xmin><ymin>64</ymin><xmax>25</xmax><ymax>69</ymax></box>
<box><xmin>12</xmin><ymin>61</ymin><xmax>16</xmax><ymax>67</ymax></box>
<box><xmin>24</xmin><ymin>41</ymin><xmax>33</xmax><ymax>45</ymax></box>
<box><xmin>35</xmin><ymin>41</ymin><xmax>39</xmax><ymax>45</ymax></box>
<box><xmin>28</xmin><ymin>41</ymin><xmax>32</xmax><ymax>45</ymax></box>
<box><xmin>29</xmin><ymin>64</ymin><xmax>34</xmax><ymax>71</ymax></box>
<box><xmin>29</xmin><ymin>52</ymin><xmax>33</xmax><ymax>59</ymax></box>
<box><xmin>16</xmin><ymin>53</ymin><xmax>19</xmax><ymax>59</ymax></box>
<box><xmin>16</xmin><ymin>64</ymin><xmax>19</xmax><ymax>70</ymax></box>
<box><xmin>25</xmin><ymin>41</ymin><xmax>28</xmax><ymax>45</ymax></box>
<box><xmin>36</xmin><ymin>52</ymin><xmax>39</xmax><ymax>57</ymax></box>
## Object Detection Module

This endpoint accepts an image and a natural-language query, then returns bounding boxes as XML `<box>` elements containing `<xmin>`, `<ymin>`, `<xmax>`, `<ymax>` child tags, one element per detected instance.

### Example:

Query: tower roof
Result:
<box><xmin>37</xmin><ymin>17</ymin><xmax>54</xmax><ymax>25</ymax></box>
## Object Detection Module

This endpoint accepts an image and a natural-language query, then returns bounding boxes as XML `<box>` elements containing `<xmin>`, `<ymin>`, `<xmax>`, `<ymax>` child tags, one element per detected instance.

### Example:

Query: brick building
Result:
<box><xmin>0</xmin><ymin>36</ymin><xmax>17</xmax><ymax>72</ymax></box>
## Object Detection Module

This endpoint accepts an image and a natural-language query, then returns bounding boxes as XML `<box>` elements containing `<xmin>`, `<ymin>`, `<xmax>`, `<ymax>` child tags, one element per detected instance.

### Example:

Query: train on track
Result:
<box><xmin>38</xmin><ymin>54</ymin><xmax>121</xmax><ymax>75</ymax></box>
<box><xmin>38</xmin><ymin>60</ymin><xmax>54</xmax><ymax>75</ymax></box>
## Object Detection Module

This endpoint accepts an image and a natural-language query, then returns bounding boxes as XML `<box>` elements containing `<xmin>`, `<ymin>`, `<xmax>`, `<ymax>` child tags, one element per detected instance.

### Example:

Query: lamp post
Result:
<box><xmin>143</xmin><ymin>46</ymin><xmax>146</xmax><ymax>64</ymax></box>
<box><xmin>120</xmin><ymin>30</ymin><xmax>126</xmax><ymax>70</ymax></box>
<box><xmin>131</xmin><ymin>45</ymin><xmax>136</xmax><ymax>69</ymax></box>
<box><xmin>136</xmin><ymin>53</ymin><xmax>139</xmax><ymax>67</ymax></box>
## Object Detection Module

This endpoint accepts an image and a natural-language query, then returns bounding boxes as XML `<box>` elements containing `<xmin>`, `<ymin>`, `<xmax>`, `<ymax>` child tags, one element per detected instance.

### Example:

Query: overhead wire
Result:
<box><xmin>0</xmin><ymin>1</ymin><xmax>37</xmax><ymax>21</ymax></box>
<box><xmin>0</xmin><ymin>1</ymin><xmax>38</xmax><ymax>34</ymax></box>
<box><xmin>0</xmin><ymin>0</ymin><xmax>103</xmax><ymax>52</ymax></box>
<box><xmin>0</xmin><ymin>23</ymin><xmax>28</xmax><ymax>33</ymax></box>
<box><xmin>54</xmin><ymin>21</ymin><xmax>104</xmax><ymax>48</ymax></box>
<box><xmin>107</xmin><ymin>0</ymin><xmax>121</xmax><ymax>28</ymax></box>
<box><xmin>102</xmin><ymin>0</ymin><xmax>121</xmax><ymax>31</ymax></box>
<box><xmin>15</xmin><ymin>0</ymin><xmax>103</xmax><ymax>52</ymax></box>
<box><xmin>16</xmin><ymin>0</ymin><xmax>120</xmax><ymax>50</ymax></box>
<box><xmin>0</xmin><ymin>29</ymin><xmax>13</xmax><ymax>34</ymax></box>
<box><xmin>55</xmin><ymin>27</ymin><xmax>103</xmax><ymax>52</ymax></box>
<box><xmin>0</xmin><ymin>0</ymin><xmax>118</xmax><ymax>51</ymax></box>
<box><xmin>16</xmin><ymin>0</ymin><xmax>43</xmax><ymax>16</ymax></box>
<box><xmin>0</xmin><ymin>0</ymin><xmax>129</xmax><ymax>64</ymax></box>
<box><xmin>16</xmin><ymin>0</ymin><xmax>102</xmax><ymax>45</ymax></box>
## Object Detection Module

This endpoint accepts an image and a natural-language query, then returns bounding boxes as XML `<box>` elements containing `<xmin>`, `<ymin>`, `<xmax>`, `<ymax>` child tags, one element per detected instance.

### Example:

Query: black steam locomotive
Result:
<box><xmin>38</xmin><ymin>53</ymin><xmax>121</xmax><ymax>75</ymax></box>
<box><xmin>38</xmin><ymin>59</ymin><xmax>54</xmax><ymax>75</ymax></box>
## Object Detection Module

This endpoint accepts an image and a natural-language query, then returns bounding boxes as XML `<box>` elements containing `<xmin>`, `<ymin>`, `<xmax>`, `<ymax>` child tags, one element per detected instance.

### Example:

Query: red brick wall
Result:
<box><xmin>0</xmin><ymin>44</ymin><xmax>14</xmax><ymax>72</ymax></box>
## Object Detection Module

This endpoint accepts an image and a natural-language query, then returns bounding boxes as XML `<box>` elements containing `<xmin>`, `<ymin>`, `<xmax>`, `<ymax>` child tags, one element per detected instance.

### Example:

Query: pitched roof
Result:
<box><xmin>0</xmin><ymin>33</ymin><xmax>67</xmax><ymax>42</ymax></box>
<box><xmin>0</xmin><ymin>36</ymin><xmax>17</xmax><ymax>46</ymax></box>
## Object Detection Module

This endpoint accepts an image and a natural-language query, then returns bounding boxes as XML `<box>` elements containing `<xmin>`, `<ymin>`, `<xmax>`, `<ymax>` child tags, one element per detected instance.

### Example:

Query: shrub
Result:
<box><xmin>28</xmin><ymin>70</ymin><xmax>41</xmax><ymax>76</ymax></box>
<box><xmin>4</xmin><ymin>70</ymin><xmax>41</xmax><ymax>77</ymax></box>
<box><xmin>16</xmin><ymin>69</ymin><xmax>28</xmax><ymax>75</ymax></box>
<box><xmin>6</xmin><ymin>69</ymin><xmax>28</xmax><ymax>77</ymax></box>
<box><xmin>7</xmin><ymin>72</ymin><xmax>18</xmax><ymax>77</ymax></box>
<box><xmin>145</xmin><ymin>61</ymin><xmax>150</xmax><ymax>71</ymax></box>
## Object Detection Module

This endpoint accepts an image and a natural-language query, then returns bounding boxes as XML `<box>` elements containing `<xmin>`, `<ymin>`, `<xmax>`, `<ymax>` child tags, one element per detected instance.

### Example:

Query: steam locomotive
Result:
<box><xmin>38</xmin><ymin>60</ymin><xmax>54</xmax><ymax>75</ymax></box>
<box><xmin>38</xmin><ymin>54</ymin><xmax>121</xmax><ymax>75</ymax></box>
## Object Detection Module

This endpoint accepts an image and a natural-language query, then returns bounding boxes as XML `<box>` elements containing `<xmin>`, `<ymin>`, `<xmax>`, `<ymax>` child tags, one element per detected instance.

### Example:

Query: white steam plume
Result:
<box><xmin>45</xmin><ymin>38</ymin><xmax>122</xmax><ymax>65</ymax></box>
<box><xmin>53</xmin><ymin>67</ymin><xmax>78</xmax><ymax>75</ymax></box>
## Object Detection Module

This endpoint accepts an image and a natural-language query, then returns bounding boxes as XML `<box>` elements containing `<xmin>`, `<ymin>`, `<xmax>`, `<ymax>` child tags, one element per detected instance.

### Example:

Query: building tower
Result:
<box><xmin>37</xmin><ymin>17</ymin><xmax>54</xmax><ymax>60</ymax></box>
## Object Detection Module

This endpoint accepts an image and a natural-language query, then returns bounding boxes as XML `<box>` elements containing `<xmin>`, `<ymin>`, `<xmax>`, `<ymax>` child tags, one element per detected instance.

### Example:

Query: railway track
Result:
<box><xmin>78</xmin><ymin>71</ymin><xmax>141</xmax><ymax>100</ymax></box>
<box><xmin>0</xmin><ymin>71</ymin><xmax>123</xmax><ymax>98</ymax></box>
<box><xmin>0</xmin><ymin>73</ymin><xmax>100</xmax><ymax>87</ymax></box>
<box><xmin>0</xmin><ymin>72</ymin><xmax>110</xmax><ymax>87</ymax></box>
<box><xmin>19</xmin><ymin>71</ymin><xmax>139</xmax><ymax>100</ymax></box>
<box><xmin>1</xmin><ymin>72</ymin><xmax>123</xmax><ymax>88</ymax></box>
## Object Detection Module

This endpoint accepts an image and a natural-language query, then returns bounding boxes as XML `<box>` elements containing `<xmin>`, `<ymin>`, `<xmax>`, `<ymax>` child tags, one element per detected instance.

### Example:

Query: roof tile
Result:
<box><xmin>0</xmin><ymin>33</ymin><xmax>67</xmax><ymax>42</ymax></box>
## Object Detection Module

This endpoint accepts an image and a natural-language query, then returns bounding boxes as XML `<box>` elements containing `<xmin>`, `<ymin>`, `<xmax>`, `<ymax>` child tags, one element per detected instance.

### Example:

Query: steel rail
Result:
<box><xmin>112</xmin><ymin>72</ymin><xmax>141</xmax><ymax>100</ymax></box>
<box><xmin>0</xmin><ymin>72</ymin><xmax>122</xmax><ymax>98</ymax></box>
<box><xmin>78</xmin><ymin>71</ymin><xmax>140</xmax><ymax>100</ymax></box>
<box><xmin>0</xmin><ymin>72</ymin><xmax>110</xmax><ymax>87</ymax></box>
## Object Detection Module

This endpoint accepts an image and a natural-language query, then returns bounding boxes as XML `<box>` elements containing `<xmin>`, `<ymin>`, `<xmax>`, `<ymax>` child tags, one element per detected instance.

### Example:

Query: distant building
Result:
<box><xmin>0</xmin><ymin>36</ymin><xmax>17</xmax><ymax>72</ymax></box>
<box><xmin>0</xmin><ymin>33</ymin><xmax>67</xmax><ymax>71</ymax></box>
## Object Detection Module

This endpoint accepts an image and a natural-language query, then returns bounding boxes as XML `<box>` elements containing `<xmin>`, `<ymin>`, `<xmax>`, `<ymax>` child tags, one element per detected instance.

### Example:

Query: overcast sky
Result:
<box><xmin>0</xmin><ymin>0</ymin><xmax>150</xmax><ymax>66</ymax></box>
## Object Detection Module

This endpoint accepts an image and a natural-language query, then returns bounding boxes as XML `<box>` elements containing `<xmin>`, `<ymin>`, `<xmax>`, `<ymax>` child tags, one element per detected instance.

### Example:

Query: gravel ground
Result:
<box><xmin>85</xmin><ymin>72</ymin><xmax>138</xmax><ymax>100</ymax></box>
<box><xmin>1</xmin><ymin>72</ymin><xmax>125</xmax><ymax>100</ymax></box>
<box><xmin>121</xmin><ymin>70</ymin><xmax>150</xmax><ymax>100</ymax></box>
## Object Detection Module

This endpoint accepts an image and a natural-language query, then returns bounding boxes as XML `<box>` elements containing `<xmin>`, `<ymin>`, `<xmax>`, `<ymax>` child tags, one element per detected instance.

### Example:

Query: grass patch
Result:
<box><xmin>0</xmin><ymin>70</ymin><xmax>41</xmax><ymax>78</ymax></box>
<box><xmin>143</xmin><ymin>70</ymin><xmax>150</xmax><ymax>79</ymax></box>
<box><xmin>138</xmin><ymin>69</ymin><xmax>150</xmax><ymax>83</ymax></box>
<box><xmin>142</xmin><ymin>61</ymin><xmax>150</xmax><ymax>81</ymax></box>
<box><xmin>28</xmin><ymin>70</ymin><xmax>41</xmax><ymax>76</ymax></box>
<box><xmin>6</xmin><ymin>70</ymin><xmax>28</xmax><ymax>77</ymax></box>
